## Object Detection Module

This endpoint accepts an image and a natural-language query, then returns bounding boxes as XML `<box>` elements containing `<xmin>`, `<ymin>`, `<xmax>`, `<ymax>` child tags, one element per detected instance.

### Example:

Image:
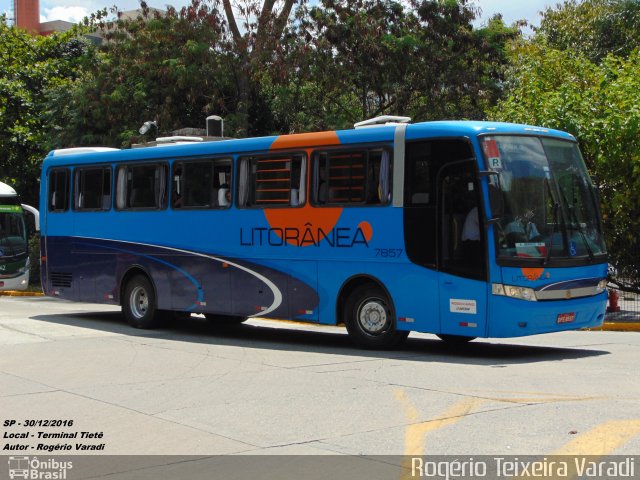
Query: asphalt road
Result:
<box><xmin>1</xmin><ymin>296</ymin><xmax>639</xmax><ymax>457</ymax></box>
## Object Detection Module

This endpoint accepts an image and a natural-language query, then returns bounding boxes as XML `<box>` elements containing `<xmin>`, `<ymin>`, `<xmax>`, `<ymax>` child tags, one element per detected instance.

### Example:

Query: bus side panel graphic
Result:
<box><xmin>44</xmin><ymin>236</ymin><xmax>319</xmax><ymax>320</ymax></box>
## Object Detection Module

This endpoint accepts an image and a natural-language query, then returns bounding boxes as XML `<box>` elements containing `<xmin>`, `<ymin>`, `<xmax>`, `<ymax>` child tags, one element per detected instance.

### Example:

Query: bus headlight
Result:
<box><xmin>492</xmin><ymin>283</ymin><xmax>537</xmax><ymax>301</ymax></box>
<box><xmin>596</xmin><ymin>279</ymin><xmax>607</xmax><ymax>293</ymax></box>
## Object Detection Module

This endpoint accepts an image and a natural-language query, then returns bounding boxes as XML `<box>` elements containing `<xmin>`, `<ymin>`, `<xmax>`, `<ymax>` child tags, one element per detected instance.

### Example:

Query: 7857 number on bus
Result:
<box><xmin>375</xmin><ymin>249</ymin><xmax>403</xmax><ymax>258</ymax></box>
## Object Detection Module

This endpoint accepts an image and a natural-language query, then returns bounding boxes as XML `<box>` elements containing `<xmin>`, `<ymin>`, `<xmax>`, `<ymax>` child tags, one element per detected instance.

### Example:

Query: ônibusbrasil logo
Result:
<box><xmin>8</xmin><ymin>456</ymin><xmax>72</xmax><ymax>479</ymax></box>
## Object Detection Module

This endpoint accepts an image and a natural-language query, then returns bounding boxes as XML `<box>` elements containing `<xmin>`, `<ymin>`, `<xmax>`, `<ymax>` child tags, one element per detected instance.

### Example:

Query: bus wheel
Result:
<box><xmin>204</xmin><ymin>314</ymin><xmax>247</xmax><ymax>326</ymax></box>
<box><xmin>344</xmin><ymin>284</ymin><xmax>408</xmax><ymax>349</ymax></box>
<box><xmin>123</xmin><ymin>275</ymin><xmax>159</xmax><ymax>329</ymax></box>
<box><xmin>436</xmin><ymin>334</ymin><xmax>476</xmax><ymax>344</ymax></box>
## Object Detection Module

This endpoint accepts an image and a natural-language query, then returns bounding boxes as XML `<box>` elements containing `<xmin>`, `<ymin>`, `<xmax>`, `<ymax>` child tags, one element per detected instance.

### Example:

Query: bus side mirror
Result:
<box><xmin>21</xmin><ymin>204</ymin><xmax>40</xmax><ymax>234</ymax></box>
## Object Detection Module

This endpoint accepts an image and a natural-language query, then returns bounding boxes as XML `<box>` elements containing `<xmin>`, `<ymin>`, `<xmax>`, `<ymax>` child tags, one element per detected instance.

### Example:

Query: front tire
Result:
<box><xmin>122</xmin><ymin>275</ymin><xmax>159</xmax><ymax>329</ymax></box>
<box><xmin>343</xmin><ymin>284</ymin><xmax>408</xmax><ymax>349</ymax></box>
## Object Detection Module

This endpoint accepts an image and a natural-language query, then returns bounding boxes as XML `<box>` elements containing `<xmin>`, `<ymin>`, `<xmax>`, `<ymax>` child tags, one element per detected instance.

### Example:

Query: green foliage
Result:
<box><xmin>54</xmin><ymin>1</ymin><xmax>237</xmax><ymax>147</ymax></box>
<box><xmin>0</xmin><ymin>16</ymin><xmax>92</xmax><ymax>205</ymax></box>
<box><xmin>537</xmin><ymin>0</ymin><xmax>640</xmax><ymax>63</ymax></box>
<box><xmin>28</xmin><ymin>233</ymin><xmax>40</xmax><ymax>287</ymax></box>
<box><xmin>51</xmin><ymin>0</ymin><xmax>518</xmax><ymax>140</ymax></box>
<box><xmin>273</xmin><ymin>0</ymin><xmax>519</xmax><ymax>130</ymax></box>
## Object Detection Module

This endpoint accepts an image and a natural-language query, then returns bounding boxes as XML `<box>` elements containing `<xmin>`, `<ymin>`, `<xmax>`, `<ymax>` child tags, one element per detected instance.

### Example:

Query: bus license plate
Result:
<box><xmin>557</xmin><ymin>312</ymin><xmax>575</xmax><ymax>324</ymax></box>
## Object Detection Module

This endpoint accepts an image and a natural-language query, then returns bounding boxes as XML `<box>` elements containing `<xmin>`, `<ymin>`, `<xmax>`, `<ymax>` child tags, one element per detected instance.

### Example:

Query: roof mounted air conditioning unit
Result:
<box><xmin>354</xmin><ymin>116</ymin><xmax>411</xmax><ymax>129</ymax></box>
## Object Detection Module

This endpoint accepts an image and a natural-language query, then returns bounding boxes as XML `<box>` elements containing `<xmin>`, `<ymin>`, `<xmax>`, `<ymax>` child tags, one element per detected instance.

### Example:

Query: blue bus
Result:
<box><xmin>39</xmin><ymin>118</ymin><xmax>608</xmax><ymax>348</ymax></box>
<box><xmin>1</xmin><ymin>181</ymin><xmax>39</xmax><ymax>291</ymax></box>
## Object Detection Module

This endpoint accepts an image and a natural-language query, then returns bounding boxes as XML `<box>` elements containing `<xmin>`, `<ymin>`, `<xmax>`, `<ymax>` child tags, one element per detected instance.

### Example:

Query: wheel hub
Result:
<box><xmin>358</xmin><ymin>299</ymin><xmax>388</xmax><ymax>334</ymax></box>
<box><xmin>130</xmin><ymin>286</ymin><xmax>149</xmax><ymax>319</ymax></box>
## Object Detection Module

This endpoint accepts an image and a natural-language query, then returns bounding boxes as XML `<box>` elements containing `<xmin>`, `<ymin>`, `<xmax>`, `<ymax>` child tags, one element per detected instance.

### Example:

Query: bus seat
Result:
<box><xmin>318</xmin><ymin>182</ymin><xmax>328</xmax><ymax>203</ymax></box>
<box><xmin>290</xmin><ymin>188</ymin><xmax>299</xmax><ymax>206</ymax></box>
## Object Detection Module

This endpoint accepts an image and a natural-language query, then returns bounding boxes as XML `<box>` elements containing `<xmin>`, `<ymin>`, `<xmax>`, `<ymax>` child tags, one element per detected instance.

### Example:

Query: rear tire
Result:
<box><xmin>122</xmin><ymin>275</ymin><xmax>159</xmax><ymax>329</ymax></box>
<box><xmin>205</xmin><ymin>314</ymin><xmax>247</xmax><ymax>326</ymax></box>
<box><xmin>343</xmin><ymin>284</ymin><xmax>408</xmax><ymax>349</ymax></box>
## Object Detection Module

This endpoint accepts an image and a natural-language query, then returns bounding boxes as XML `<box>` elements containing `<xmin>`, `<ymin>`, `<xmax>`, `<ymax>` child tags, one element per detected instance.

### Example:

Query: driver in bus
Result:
<box><xmin>505</xmin><ymin>209</ymin><xmax>541</xmax><ymax>242</ymax></box>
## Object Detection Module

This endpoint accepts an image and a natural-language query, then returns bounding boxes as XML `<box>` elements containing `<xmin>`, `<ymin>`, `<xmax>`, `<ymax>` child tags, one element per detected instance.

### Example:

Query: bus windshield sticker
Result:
<box><xmin>449</xmin><ymin>299</ymin><xmax>477</xmax><ymax>315</ymax></box>
<box><xmin>482</xmin><ymin>138</ymin><xmax>502</xmax><ymax>170</ymax></box>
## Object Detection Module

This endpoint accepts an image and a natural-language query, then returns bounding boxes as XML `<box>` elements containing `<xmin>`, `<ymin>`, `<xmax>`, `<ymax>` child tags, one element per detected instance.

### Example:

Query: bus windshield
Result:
<box><xmin>481</xmin><ymin>135</ymin><xmax>606</xmax><ymax>263</ymax></box>
<box><xmin>0</xmin><ymin>205</ymin><xmax>28</xmax><ymax>258</ymax></box>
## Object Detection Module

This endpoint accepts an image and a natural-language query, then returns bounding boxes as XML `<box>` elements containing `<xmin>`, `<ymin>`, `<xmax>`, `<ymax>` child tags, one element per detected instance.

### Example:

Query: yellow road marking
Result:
<box><xmin>510</xmin><ymin>420</ymin><xmax>640</xmax><ymax>480</ymax></box>
<box><xmin>394</xmin><ymin>390</ymin><xmax>640</xmax><ymax>480</ymax></box>
<box><xmin>552</xmin><ymin>419</ymin><xmax>640</xmax><ymax>456</ymax></box>
<box><xmin>394</xmin><ymin>389</ymin><xmax>483</xmax><ymax>456</ymax></box>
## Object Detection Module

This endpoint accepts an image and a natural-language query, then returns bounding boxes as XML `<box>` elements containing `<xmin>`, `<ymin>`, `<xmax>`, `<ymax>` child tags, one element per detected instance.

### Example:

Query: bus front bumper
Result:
<box><xmin>487</xmin><ymin>291</ymin><xmax>607</xmax><ymax>338</ymax></box>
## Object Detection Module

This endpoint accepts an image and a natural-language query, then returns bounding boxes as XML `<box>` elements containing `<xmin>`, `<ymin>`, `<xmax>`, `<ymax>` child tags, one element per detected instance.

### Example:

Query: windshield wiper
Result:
<box><xmin>557</xmin><ymin>187</ymin><xmax>595</xmax><ymax>262</ymax></box>
<box><xmin>544</xmin><ymin>201</ymin><xmax>559</xmax><ymax>266</ymax></box>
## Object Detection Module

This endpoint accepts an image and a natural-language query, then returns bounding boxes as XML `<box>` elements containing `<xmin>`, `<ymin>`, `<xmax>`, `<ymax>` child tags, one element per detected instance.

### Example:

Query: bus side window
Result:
<box><xmin>237</xmin><ymin>153</ymin><xmax>305</xmax><ymax>208</ymax></box>
<box><xmin>48</xmin><ymin>169</ymin><xmax>70</xmax><ymax>212</ymax></box>
<box><xmin>311</xmin><ymin>148</ymin><xmax>391</xmax><ymax>206</ymax></box>
<box><xmin>172</xmin><ymin>159</ymin><xmax>232</xmax><ymax>209</ymax></box>
<box><xmin>115</xmin><ymin>164</ymin><xmax>168</xmax><ymax>210</ymax></box>
<box><xmin>75</xmin><ymin>167</ymin><xmax>111</xmax><ymax>211</ymax></box>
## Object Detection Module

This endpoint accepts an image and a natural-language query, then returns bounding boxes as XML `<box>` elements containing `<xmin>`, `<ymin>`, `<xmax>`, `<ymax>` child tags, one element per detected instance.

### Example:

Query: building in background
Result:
<box><xmin>10</xmin><ymin>0</ymin><xmax>153</xmax><ymax>44</ymax></box>
<box><xmin>12</xmin><ymin>0</ymin><xmax>97</xmax><ymax>39</ymax></box>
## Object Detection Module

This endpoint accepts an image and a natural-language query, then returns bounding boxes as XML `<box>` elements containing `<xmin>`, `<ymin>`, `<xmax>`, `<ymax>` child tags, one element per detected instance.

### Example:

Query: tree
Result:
<box><xmin>219</xmin><ymin>0</ymin><xmax>302</xmax><ymax>135</ymax></box>
<box><xmin>56</xmin><ymin>0</ymin><xmax>310</xmax><ymax>141</ymax></box>
<box><xmin>537</xmin><ymin>0</ymin><xmax>640</xmax><ymax>63</ymax></box>
<box><xmin>0</xmin><ymin>16</ymin><xmax>91</xmax><ymax>205</ymax></box>
<box><xmin>54</xmin><ymin>1</ymin><xmax>237</xmax><ymax>148</ymax></box>
<box><xmin>265</xmin><ymin>0</ymin><xmax>520</xmax><ymax>131</ymax></box>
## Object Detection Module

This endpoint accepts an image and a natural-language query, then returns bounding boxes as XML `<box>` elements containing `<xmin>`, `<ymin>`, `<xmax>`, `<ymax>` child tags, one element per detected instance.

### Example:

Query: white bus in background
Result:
<box><xmin>0</xmin><ymin>181</ymin><xmax>39</xmax><ymax>291</ymax></box>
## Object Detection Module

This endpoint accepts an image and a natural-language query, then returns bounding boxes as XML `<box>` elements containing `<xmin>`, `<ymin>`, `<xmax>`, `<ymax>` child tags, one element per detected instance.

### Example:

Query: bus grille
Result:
<box><xmin>50</xmin><ymin>272</ymin><xmax>73</xmax><ymax>288</ymax></box>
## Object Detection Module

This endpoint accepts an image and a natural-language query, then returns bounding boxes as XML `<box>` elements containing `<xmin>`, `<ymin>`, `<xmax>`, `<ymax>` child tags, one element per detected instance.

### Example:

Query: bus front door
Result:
<box><xmin>437</xmin><ymin>161</ymin><xmax>488</xmax><ymax>338</ymax></box>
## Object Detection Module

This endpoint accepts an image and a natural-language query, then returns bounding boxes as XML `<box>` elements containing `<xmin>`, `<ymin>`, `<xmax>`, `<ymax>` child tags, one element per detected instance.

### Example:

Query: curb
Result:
<box><xmin>583</xmin><ymin>323</ymin><xmax>640</xmax><ymax>332</ymax></box>
<box><xmin>0</xmin><ymin>291</ymin><xmax>44</xmax><ymax>297</ymax></box>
